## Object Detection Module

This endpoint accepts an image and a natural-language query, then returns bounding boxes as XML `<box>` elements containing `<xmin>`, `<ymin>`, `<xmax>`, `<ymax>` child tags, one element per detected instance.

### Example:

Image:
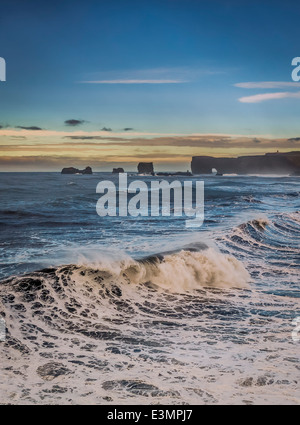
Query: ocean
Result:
<box><xmin>0</xmin><ymin>172</ymin><xmax>299</xmax><ymax>404</ymax></box>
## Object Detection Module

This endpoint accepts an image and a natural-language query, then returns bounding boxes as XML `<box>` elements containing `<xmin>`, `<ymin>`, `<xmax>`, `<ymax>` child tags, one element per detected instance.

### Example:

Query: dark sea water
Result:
<box><xmin>0</xmin><ymin>172</ymin><xmax>299</xmax><ymax>404</ymax></box>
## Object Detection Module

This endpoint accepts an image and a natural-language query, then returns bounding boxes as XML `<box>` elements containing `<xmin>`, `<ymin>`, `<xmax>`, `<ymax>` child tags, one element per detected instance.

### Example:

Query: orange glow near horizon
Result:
<box><xmin>0</xmin><ymin>129</ymin><xmax>299</xmax><ymax>171</ymax></box>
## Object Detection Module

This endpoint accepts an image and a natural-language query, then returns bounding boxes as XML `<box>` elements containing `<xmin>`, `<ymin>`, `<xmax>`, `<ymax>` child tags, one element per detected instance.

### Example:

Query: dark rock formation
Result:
<box><xmin>137</xmin><ymin>162</ymin><xmax>154</xmax><ymax>174</ymax></box>
<box><xmin>112</xmin><ymin>168</ymin><xmax>124</xmax><ymax>173</ymax></box>
<box><xmin>191</xmin><ymin>152</ymin><xmax>300</xmax><ymax>175</ymax></box>
<box><xmin>61</xmin><ymin>166</ymin><xmax>92</xmax><ymax>175</ymax></box>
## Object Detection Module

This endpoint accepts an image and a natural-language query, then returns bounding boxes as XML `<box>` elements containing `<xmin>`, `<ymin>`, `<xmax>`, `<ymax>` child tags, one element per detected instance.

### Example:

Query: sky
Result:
<box><xmin>0</xmin><ymin>0</ymin><xmax>300</xmax><ymax>171</ymax></box>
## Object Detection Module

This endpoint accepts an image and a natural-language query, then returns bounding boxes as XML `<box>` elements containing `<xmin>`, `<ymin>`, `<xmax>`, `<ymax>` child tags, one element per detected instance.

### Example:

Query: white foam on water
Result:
<box><xmin>122</xmin><ymin>248</ymin><xmax>250</xmax><ymax>291</ymax></box>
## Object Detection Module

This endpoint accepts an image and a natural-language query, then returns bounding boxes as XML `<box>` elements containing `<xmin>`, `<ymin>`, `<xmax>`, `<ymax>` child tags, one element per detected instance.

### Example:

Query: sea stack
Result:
<box><xmin>137</xmin><ymin>162</ymin><xmax>154</xmax><ymax>174</ymax></box>
<box><xmin>61</xmin><ymin>166</ymin><xmax>93</xmax><ymax>174</ymax></box>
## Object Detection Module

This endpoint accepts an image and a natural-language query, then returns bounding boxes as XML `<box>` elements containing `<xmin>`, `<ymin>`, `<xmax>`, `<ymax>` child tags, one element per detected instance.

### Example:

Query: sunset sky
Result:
<box><xmin>0</xmin><ymin>0</ymin><xmax>300</xmax><ymax>171</ymax></box>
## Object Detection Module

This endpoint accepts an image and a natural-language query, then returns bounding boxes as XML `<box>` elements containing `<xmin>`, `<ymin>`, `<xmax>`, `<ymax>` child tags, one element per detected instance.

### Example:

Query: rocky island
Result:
<box><xmin>61</xmin><ymin>166</ymin><xmax>93</xmax><ymax>175</ymax></box>
<box><xmin>137</xmin><ymin>162</ymin><xmax>154</xmax><ymax>174</ymax></box>
<box><xmin>191</xmin><ymin>151</ymin><xmax>300</xmax><ymax>175</ymax></box>
<box><xmin>112</xmin><ymin>167</ymin><xmax>124</xmax><ymax>173</ymax></box>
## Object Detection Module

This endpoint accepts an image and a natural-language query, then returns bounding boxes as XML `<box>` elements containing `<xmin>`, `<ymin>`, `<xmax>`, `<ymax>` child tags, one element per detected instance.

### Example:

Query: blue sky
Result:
<box><xmin>0</xmin><ymin>0</ymin><xmax>300</xmax><ymax>170</ymax></box>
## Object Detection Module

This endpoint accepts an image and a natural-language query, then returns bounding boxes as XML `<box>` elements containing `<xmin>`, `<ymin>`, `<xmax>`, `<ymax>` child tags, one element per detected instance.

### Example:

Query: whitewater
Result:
<box><xmin>0</xmin><ymin>172</ymin><xmax>299</xmax><ymax>404</ymax></box>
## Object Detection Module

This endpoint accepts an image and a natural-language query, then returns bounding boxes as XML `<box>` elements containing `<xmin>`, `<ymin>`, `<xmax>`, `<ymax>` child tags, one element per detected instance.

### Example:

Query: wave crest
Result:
<box><xmin>72</xmin><ymin>248</ymin><xmax>251</xmax><ymax>292</ymax></box>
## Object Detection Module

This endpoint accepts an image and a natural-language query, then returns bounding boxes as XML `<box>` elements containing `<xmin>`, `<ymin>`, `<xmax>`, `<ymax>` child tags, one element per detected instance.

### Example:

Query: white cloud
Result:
<box><xmin>79</xmin><ymin>65</ymin><xmax>228</xmax><ymax>85</ymax></box>
<box><xmin>80</xmin><ymin>79</ymin><xmax>186</xmax><ymax>84</ymax></box>
<box><xmin>239</xmin><ymin>91</ymin><xmax>300</xmax><ymax>103</ymax></box>
<box><xmin>235</xmin><ymin>81</ymin><xmax>300</xmax><ymax>89</ymax></box>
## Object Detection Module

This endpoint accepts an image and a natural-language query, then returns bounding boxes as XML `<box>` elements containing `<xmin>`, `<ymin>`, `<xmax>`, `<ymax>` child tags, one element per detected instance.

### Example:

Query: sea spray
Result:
<box><xmin>67</xmin><ymin>247</ymin><xmax>251</xmax><ymax>292</ymax></box>
<box><xmin>123</xmin><ymin>249</ymin><xmax>250</xmax><ymax>291</ymax></box>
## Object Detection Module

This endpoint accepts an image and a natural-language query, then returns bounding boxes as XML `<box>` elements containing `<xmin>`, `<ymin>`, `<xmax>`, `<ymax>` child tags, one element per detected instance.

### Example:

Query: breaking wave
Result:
<box><xmin>111</xmin><ymin>248</ymin><xmax>250</xmax><ymax>291</ymax></box>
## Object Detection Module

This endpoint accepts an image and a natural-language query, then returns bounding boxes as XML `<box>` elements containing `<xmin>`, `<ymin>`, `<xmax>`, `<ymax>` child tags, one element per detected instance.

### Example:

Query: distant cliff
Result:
<box><xmin>137</xmin><ymin>162</ymin><xmax>154</xmax><ymax>174</ymax></box>
<box><xmin>61</xmin><ymin>166</ymin><xmax>92</xmax><ymax>174</ymax></box>
<box><xmin>191</xmin><ymin>152</ymin><xmax>300</xmax><ymax>175</ymax></box>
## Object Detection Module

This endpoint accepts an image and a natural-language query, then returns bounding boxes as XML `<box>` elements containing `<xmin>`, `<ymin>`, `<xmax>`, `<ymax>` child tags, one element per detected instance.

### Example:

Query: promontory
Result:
<box><xmin>191</xmin><ymin>151</ymin><xmax>300</xmax><ymax>175</ymax></box>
